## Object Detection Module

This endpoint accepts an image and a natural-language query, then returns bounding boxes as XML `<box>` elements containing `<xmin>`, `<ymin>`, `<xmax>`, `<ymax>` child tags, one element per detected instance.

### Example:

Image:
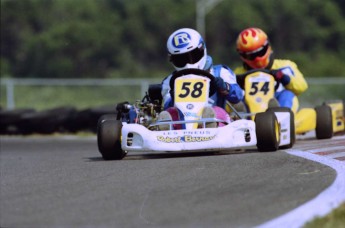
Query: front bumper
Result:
<box><xmin>121</xmin><ymin>120</ymin><xmax>257</xmax><ymax>153</ymax></box>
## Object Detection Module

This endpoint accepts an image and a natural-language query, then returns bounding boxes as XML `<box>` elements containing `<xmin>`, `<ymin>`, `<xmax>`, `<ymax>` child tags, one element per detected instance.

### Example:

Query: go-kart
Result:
<box><xmin>97</xmin><ymin>69</ymin><xmax>294</xmax><ymax>160</ymax></box>
<box><xmin>236</xmin><ymin>69</ymin><xmax>345</xmax><ymax>140</ymax></box>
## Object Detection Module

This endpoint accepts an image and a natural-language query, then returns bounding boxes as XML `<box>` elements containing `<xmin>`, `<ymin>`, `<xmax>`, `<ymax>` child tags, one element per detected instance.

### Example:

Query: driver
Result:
<box><xmin>234</xmin><ymin>27</ymin><xmax>308</xmax><ymax>113</ymax></box>
<box><xmin>159</xmin><ymin>28</ymin><xmax>243</xmax><ymax>130</ymax></box>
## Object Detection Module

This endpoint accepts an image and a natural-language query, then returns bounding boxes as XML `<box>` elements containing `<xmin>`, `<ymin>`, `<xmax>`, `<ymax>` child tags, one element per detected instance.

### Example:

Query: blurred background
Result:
<box><xmin>1</xmin><ymin>0</ymin><xmax>345</xmax><ymax>111</ymax></box>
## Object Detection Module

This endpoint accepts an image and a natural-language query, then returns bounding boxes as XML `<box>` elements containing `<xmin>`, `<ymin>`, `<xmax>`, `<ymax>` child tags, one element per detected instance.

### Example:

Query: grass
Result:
<box><xmin>0</xmin><ymin>84</ymin><xmax>147</xmax><ymax>110</ymax></box>
<box><xmin>304</xmin><ymin>203</ymin><xmax>345</xmax><ymax>228</ymax></box>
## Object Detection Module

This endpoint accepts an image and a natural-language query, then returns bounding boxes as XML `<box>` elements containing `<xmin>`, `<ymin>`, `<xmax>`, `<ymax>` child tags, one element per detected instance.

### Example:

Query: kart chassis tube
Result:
<box><xmin>150</xmin><ymin>118</ymin><xmax>228</xmax><ymax>130</ymax></box>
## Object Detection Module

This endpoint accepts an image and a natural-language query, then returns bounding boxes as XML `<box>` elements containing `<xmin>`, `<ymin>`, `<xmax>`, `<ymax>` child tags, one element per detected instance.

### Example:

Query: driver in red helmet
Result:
<box><xmin>234</xmin><ymin>27</ymin><xmax>308</xmax><ymax>114</ymax></box>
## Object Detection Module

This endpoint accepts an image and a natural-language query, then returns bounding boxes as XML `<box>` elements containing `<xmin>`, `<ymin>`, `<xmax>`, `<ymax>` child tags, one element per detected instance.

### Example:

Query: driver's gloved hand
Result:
<box><xmin>270</xmin><ymin>69</ymin><xmax>290</xmax><ymax>86</ymax></box>
<box><xmin>270</xmin><ymin>70</ymin><xmax>284</xmax><ymax>82</ymax></box>
<box><xmin>213</xmin><ymin>77</ymin><xmax>230</xmax><ymax>96</ymax></box>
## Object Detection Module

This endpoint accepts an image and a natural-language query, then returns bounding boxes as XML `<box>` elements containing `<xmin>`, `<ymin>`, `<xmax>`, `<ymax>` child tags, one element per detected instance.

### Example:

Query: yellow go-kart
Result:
<box><xmin>236</xmin><ymin>69</ymin><xmax>344</xmax><ymax>140</ymax></box>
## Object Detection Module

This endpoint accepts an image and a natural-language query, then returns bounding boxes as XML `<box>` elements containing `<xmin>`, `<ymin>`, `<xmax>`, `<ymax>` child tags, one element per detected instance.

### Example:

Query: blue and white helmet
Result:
<box><xmin>167</xmin><ymin>28</ymin><xmax>207</xmax><ymax>71</ymax></box>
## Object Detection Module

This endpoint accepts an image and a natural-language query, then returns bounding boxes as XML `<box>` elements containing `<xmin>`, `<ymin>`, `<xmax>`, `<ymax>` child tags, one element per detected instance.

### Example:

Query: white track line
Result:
<box><xmin>256</xmin><ymin>149</ymin><xmax>345</xmax><ymax>228</ymax></box>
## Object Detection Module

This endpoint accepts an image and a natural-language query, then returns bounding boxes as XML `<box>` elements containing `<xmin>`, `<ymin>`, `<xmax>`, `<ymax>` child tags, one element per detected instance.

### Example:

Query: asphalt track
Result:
<box><xmin>0</xmin><ymin>135</ymin><xmax>342</xmax><ymax>228</ymax></box>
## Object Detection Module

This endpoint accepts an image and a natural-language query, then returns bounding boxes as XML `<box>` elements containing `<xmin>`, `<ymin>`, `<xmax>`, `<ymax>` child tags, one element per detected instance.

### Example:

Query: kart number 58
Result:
<box><xmin>175</xmin><ymin>78</ymin><xmax>208</xmax><ymax>102</ymax></box>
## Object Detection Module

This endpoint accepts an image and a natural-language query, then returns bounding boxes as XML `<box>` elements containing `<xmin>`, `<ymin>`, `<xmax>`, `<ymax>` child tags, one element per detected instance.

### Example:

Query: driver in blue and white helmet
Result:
<box><xmin>159</xmin><ymin>28</ymin><xmax>243</xmax><ymax>129</ymax></box>
<box><xmin>167</xmin><ymin>28</ymin><xmax>208</xmax><ymax>71</ymax></box>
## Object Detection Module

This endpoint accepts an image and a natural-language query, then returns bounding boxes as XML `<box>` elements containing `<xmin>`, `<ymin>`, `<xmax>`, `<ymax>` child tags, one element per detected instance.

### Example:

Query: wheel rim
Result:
<box><xmin>275</xmin><ymin>120</ymin><xmax>280</xmax><ymax>143</ymax></box>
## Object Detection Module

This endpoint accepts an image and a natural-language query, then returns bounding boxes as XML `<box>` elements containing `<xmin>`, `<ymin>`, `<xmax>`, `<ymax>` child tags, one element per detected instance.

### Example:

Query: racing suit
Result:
<box><xmin>161</xmin><ymin>56</ymin><xmax>244</xmax><ymax>125</ymax></box>
<box><xmin>234</xmin><ymin>59</ymin><xmax>308</xmax><ymax>113</ymax></box>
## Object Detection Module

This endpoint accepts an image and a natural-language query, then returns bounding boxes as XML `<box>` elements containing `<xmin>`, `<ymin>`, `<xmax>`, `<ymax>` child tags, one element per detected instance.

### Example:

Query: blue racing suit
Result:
<box><xmin>161</xmin><ymin>56</ymin><xmax>244</xmax><ymax>110</ymax></box>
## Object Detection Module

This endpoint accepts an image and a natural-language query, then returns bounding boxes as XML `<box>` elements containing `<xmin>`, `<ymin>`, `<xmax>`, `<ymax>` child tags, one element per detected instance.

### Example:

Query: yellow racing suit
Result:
<box><xmin>234</xmin><ymin>59</ymin><xmax>308</xmax><ymax>113</ymax></box>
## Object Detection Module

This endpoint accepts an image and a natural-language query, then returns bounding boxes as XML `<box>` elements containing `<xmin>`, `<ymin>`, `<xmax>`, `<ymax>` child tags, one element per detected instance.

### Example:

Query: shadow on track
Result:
<box><xmin>87</xmin><ymin>148</ymin><xmax>262</xmax><ymax>161</ymax></box>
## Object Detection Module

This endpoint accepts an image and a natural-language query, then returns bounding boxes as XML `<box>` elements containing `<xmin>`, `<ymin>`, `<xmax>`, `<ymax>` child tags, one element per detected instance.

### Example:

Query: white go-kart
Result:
<box><xmin>97</xmin><ymin>69</ymin><xmax>294</xmax><ymax>160</ymax></box>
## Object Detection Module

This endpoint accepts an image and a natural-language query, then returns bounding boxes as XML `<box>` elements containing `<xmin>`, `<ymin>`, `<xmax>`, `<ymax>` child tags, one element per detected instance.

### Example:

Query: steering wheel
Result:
<box><xmin>236</xmin><ymin>69</ymin><xmax>279</xmax><ymax>91</ymax></box>
<box><xmin>169</xmin><ymin>69</ymin><xmax>217</xmax><ymax>97</ymax></box>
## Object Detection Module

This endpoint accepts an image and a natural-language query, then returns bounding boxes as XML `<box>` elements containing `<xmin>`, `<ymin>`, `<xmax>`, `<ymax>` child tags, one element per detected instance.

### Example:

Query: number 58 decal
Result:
<box><xmin>175</xmin><ymin>78</ymin><xmax>208</xmax><ymax>102</ymax></box>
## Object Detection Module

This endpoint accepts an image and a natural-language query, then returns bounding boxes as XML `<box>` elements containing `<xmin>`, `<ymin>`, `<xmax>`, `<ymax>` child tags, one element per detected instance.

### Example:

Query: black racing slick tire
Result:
<box><xmin>315</xmin><ymin>105</ymin><xmax>333</xmax><ymax>139</ymax></box>
<box><xmin>255</xmin><ymin>111</ymin><xmax>280</xmax><ymax>152</ymax></box>
<box><xmin>97</xmin><ymin>116</ymin><xmax>126</xmax><ymax>160</ymax></box>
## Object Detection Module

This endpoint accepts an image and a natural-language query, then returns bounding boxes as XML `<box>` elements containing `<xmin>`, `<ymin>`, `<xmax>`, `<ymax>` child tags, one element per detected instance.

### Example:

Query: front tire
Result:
<box><xmin>267</xmin><ymin>107</ymin><xmax>295</xmax><ymax>149</ymax></box>
<box><xmin>255</xmin><ymin>111</ymin><xmax>280</xmax><ymax>152</ymax></box>
<box><xmin>97</xmin><ymin>117</ymin><xmax>126</xmax><ymax>160</ymax></box>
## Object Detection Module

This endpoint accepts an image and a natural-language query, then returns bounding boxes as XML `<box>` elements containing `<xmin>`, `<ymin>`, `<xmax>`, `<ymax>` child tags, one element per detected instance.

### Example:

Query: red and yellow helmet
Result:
<box><xmin>236</xmin><ymin>28</ymin><xmax>272</xmax><ymax>69</ymax></box>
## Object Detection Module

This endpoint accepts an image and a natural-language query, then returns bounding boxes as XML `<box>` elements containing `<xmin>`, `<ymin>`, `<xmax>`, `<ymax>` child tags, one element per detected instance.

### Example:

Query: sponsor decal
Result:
<box><xmin>161</xmin><ymin>130</ymin><xmax>211</xmax><ymax>136</ymax></box>
<box><xmin>162</xmin><ymin>131</ymin><xmax>179</xmax><ymax>136</ymax></box>
<box><xmin>183</xmin><ymin>130</ymin><xmax>211</xmax><ymax>135</ymax></box>
<box><xmin>183</xmin><ymin>135</ymin><xmax>215</xmax><ymax>142</ymax></box>
<box><xmin>249</xmin><ymin>74</ymin><xmax>271</xmax><ymax>83</ymax></box>
<box><xmin>157</xmin><ymin>135</ymin><xmax>215</xmax><ymax>143</ymax></box>
<box><xmin>172</xmin><ymin>32</ymin><xmax>191</xmax><ymax>48</ymax></box>
<box><xmin>184</xmin><ymin>112</ymin><xmax>199</xmax><ymax>118</ymax></box>
<box><xmin>157</xmin><ymin>136</ymin><xmax>182</xmax><ymax>143</ymax></box>
<box><xmin>335</xmin><ymin>110</ymin><xmax>343</xmax><ymax>126</ymax></box>
<box><xmin>186</xmin><ymin>104</ymin><xmax>194</xmax><ymax>109</ymax></box>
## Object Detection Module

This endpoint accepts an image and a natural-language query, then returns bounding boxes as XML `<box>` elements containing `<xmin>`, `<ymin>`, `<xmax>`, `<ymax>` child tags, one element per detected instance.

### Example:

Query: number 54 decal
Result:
<box><xmin>249</xmin><ymin>81</ymin><xmax>270</xmax><ymax>95</ymax></box>
<box><xmin>245</xmin><ymin>74</ymin><xmax>275</xmax><ymax>99</ymax></box>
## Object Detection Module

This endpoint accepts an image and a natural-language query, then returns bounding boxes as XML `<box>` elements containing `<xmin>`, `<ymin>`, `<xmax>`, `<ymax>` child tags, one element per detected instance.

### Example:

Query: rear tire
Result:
<box><xmin>97</xmin><ymin>117</ymin><xmax>126</xmax><ymax>160</ymax></box>
<box><xmin>315</xmin><ymin>105</ymin><xmax>333</xmax><ymax>139</ymax></box>
<box><xmin>255</xmin><ymin>111</ymin><xmax>280</xmax><ymax>152</ymax></box>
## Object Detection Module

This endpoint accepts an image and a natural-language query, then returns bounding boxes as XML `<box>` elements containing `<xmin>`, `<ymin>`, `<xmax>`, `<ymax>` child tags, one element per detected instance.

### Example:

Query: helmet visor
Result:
<box><xmin>169</xmin><ymin>45</ymin><xmax>205</xmax><ymax>68</ymax></box>
<box><xmin>239</xmin><ymin>42</ymin><xmax>269</xmax><ymax>61</ymax></box>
